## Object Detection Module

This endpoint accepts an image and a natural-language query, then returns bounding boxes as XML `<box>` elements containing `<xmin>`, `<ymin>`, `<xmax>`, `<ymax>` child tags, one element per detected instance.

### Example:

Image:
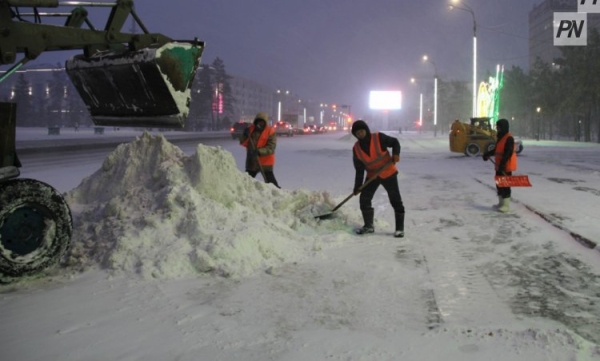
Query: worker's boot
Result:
<box><xmin>498</xmin><ymin>197</ymin><xmax>511</xmax><ymax>213</ymax></box>
<box><xmin>493</xmin><ymin>196</ymin><xmax>502</xmax><ymax>209</ymax></box>
<box><xmin>394</xmin><ymin>212</ymin><xmax>405</xmax><ymax>238</ymax></box>
<box><xmin>356</xmin><ymin>209</ymin><xmax>375</xmax><ymax>235</ymax></box>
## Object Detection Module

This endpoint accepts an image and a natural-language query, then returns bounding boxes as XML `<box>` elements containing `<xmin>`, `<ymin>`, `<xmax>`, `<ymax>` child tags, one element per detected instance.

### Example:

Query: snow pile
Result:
<box><xmin>65</xmin><ymin>133</ymin><xmax>345</xmax><ymax>279</ymax></box>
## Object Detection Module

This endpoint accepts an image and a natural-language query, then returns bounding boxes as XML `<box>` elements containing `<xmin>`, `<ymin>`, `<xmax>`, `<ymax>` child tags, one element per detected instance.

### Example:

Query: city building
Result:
<box><xmin>529</xmin><ymin>0</ymin><xmax>600</xmax><ymax>69</ymax></box>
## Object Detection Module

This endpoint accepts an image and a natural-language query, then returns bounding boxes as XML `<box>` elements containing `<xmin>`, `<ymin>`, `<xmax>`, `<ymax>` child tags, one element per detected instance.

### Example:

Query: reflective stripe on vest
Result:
<box><xmin>353</xmin><ymin>132</ymin><xmax>397</xmax><ymax>179</ymax></box>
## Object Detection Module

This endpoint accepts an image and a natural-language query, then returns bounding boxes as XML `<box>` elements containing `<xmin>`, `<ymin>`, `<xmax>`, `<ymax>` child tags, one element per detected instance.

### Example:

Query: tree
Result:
<box><xmin>555</xmin><ymin>29</ymin><xmax>600</xmax><ymax>142</ymax></box>
<box><xmin>438</xmin><ymin>79</ymin><xmax>470</xmax><ymax>131</ymax></box>
<box><xmin>211</xmin><ymin>57</ymin><xmax>236</xmax><ymax>130</ymax></box>
<box><xmin>13</xmin><ymin>73</ymin><xmax>35</xmax><ymax>126</ymax></box>
<box><xmin>501</xmin><ymin>66</ymin><xmax>531</xmax><ymax>137</ymax></box>
<box><xmin>189</xmin><ymin>64</ymin><xmax>215</xmax><ymax>131</ymax></box>
<box><xmin>530</xmin><ymin>58</ymin><xmax>565</xmax><ymax>140</ymax></box>
<box><xmin>47</xmin><ymin>67</ymin><xmax>69</xmax><ymax>127</ymax></box>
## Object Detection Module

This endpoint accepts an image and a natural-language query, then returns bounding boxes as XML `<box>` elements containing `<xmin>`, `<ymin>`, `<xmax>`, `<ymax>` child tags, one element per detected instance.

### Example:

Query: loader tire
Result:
<box><xmin>0</xmin><ymin>179</ymin><xmax>72</xmax><ymax>280</ymax></box>
<box><xmin>465</xmin><ymin>143</ymin><xmax>481</xmax><ymax>157</ymax></box>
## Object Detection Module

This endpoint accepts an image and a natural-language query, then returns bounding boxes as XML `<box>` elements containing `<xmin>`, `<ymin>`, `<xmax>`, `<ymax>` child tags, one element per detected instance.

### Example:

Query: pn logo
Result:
<box><xmin>554</xmin><ymin>1</ymin><xmax>600</xmax><ymax>46</ymax></box>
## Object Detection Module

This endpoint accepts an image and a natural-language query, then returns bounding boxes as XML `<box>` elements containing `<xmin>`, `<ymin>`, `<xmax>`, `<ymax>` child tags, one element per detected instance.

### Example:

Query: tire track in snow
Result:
<box><xmin>409</xmin><ymin>176</ymin><xmax>523</xmax><ymax>328</ymax></box>
<box><xmin>473</xmin><ymin>178</ymin><xmax>597</xmax><ymax>249</ymax></box>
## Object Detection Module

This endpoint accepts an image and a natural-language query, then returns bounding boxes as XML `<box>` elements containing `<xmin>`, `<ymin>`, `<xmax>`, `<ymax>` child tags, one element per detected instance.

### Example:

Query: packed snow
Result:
<box><xmin>2</xmin><ymin>128</ymin><xmax>600</xmax><ymax>361</ymax></box>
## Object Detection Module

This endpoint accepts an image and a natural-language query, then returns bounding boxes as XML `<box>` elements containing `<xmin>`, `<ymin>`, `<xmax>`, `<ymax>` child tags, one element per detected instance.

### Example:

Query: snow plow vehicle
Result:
<box><xmin>449</xmin><ymin>117</ymin><xmax>523</xmax><ymax>157</ymax></box>
<box><xmin>0</xmin><ymin>0</ymin><xmax>204</xmax><ymax>281</ymax></box>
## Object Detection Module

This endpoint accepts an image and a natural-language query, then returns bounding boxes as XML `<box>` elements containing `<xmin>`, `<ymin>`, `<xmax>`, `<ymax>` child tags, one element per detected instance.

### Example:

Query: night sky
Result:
<box><xmin>9</xmin><ymin>0</ymin><xmax>541</xmax><ymax>118</ymax></box>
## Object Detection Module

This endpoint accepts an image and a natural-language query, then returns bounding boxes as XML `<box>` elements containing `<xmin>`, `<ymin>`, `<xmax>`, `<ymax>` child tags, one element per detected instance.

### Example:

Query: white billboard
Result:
<box><xmin>369</xmin><ymin>91</ymin><xmax>402</xmax><ymax>110</ymax></box>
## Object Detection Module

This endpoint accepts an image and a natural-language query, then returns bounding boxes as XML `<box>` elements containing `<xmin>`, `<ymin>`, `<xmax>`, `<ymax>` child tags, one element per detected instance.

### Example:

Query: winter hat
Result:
<box><xmin>351</xmin><ymin>120</ymin><xmax>370</xmax><ymax>137</ymax></box>
<box><xmin>496</xmin><ymin>118</ymin><xmax>509</xmax><ymax>134</ymax></box>
<box><xmin>254</xmin><ymin>112</ymin><xmax>269</xmax><ymax>125</ymax></box>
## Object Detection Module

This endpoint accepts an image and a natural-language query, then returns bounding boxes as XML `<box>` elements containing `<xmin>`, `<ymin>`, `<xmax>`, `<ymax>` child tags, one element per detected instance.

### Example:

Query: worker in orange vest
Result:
<box><xmin>351</xmin><ymin>120</ymin><xmax>405</xmax><ymax>238</ymax></box>
<box><xmin>483</xmin><ymin>118</ymin><xmax>517</xmax><ymax>212</ymax></box>
<box><xmin>240</xmin><ymin>112</ymin><xmax>280</xmax><ymax>188</ymax></box>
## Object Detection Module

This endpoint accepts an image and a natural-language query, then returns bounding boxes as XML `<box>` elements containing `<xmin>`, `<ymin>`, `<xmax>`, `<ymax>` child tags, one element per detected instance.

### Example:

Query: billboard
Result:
<box><xmin>369</xmin><ymin>91</ymin><xmax>402</xmax><ymax>110</ymax></box>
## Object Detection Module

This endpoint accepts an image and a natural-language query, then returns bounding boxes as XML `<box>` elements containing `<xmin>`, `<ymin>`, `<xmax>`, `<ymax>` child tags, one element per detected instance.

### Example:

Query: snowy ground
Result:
<box><xmin>1</xmin><ymin>128</ymin><xmax>600</xmax><ymax>361</ymax></box>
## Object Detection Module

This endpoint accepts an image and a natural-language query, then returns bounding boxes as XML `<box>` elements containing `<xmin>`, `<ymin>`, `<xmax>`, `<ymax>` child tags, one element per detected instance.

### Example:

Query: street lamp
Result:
<box><xmin>276</xmin><ymin>89</ymin><xmax>289</xmax><ymax>121</ymax></box>
<box><xmin>320</xmin><ymin>103</ymin><xmax>327</xmax><ymax>124</ymax></box>
<box><xmin>340</xmin><ymin>104</ymin><xmax>352</xmax><ymax>127</ymax></box>
<box><xmin>449</xmin><ymin>0</ymin><xmax>477</xmax><ymax>117</ymax></box>
<box><xmin>536</xmin><ymin>107</ymin><xmax>541</xmax><ymax>141</ymax></box>
<box><xmin>298</xmin><ymin>99</ymin><xmax>306</xmax><ymax>128</ymax></box>
<box><xmin>420</xmin><ymin>93</ymin><xmax>423</xmax><ymax>131</ymax></box>
<box><xmin>422</xmin><ymin>55</ymin><xmax>438</xmax><ymax>137</ymax></box>
<box><xmin>410</xmin><ymin>77</ymin><xmax>423</xmax><ymax>128</ymax></box>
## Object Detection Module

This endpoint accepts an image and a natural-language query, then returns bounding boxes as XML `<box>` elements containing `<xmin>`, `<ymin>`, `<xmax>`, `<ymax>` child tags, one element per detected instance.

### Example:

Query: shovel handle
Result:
<box><xmin>330</xmin><ymin>162</ymin><xmax>393</xmax><ymax>212</ymax></box>
<box><xmin>489</xmin><ymin>159</ymin><xmax>507</xmax><ymax>176</ymax></box>
<box><xmin>248</xmin><ymin>134</ymin><xmax>267</xmax><ymax>181</ymax></box>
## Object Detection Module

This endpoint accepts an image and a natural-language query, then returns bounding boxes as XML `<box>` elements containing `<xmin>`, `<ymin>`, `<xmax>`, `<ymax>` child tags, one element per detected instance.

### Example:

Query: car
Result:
<box><xmin>274</xmin><ymin>121</ymin><xmax>294</xmax><ymax>137</ymax></box>
<box><xmin>230</xmin><ymin>121</ymin><xmax>250</xmax><ymax>139</ymax></box>
<box><xmin>303</xmin><ymin>124</ymin><xmax>318</xmax><ymax>134</ymax></box>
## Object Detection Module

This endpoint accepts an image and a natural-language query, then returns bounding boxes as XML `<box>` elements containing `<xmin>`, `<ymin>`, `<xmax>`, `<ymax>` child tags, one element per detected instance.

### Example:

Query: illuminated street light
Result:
<box><xmin>276</xmin><ymin>89</ymin><xmax>289</xmax><ymax>121</ymax></box>
<box><xmin>449</xmin><ymin>0</ymin><xmax>477</xmax><ymax>117</ymax></box>
<box><xmin>536</xmin><ymin>106</ymin><xmax>541</xmax><ymax>141</ymax></box>
<box><xmin>420</xmin><ymin>93</ymin><xmax>423</xmax><ymax>129</ymax></box>
<box><xmin>410</xmin><ymin>77</ymin><xmax>423</xmax><ymax>128</ymax></box>
<box><xmin>422</xmin><ymin>55</ymin><xmax>438</xmax><ymax>137</ymax></box>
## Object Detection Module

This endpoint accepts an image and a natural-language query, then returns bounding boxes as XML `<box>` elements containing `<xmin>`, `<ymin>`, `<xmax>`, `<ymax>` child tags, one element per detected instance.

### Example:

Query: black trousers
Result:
<box><xmin>496</xmin><ymin>170</ymin><xmax>512</xmax><ymax>198</ymax></box>
<box><xmin>359</xmin><ymin>173</ymin><xmax>404</xmax><ymax>213</ymax></box>
<box><xmin>247</xmin><ymin>170</ymin><xmax>280</xmax><ymax>188</ymax></box>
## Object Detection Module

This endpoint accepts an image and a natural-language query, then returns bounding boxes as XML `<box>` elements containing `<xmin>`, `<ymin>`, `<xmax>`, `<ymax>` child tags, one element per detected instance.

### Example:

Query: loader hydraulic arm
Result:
<box><xmin>1</xmin><ymin>0</ymin><xmax>175</xmax><ymax>66</ymax></box>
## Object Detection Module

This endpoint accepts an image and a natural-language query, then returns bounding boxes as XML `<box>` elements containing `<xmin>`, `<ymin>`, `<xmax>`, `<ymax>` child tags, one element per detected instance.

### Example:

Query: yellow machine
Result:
<box><xmin>449</xmin><ymin>117</ymin><xmax>523</xmax><ymax>157</ymax></box>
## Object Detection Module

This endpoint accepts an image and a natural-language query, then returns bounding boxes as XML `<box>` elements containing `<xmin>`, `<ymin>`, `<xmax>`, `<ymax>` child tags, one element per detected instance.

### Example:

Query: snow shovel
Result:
<box><xmin>495</xmin><ymin>175</ymin><xmax>532</xmax><ymax>187</ymax></box>
<box><xmin>248</xmin><ymin>135</ymin><xmax>267</xmax><ymax>181</ymax></box>
<box><xmin>490</xmin><ymin>160</ymin><xmax>532</xmax><ymax>187</ymax></box>
<box><xmin>315</xmin><ymin>162</ymin><xmax>393</xmax><ymax>220</ymax></box>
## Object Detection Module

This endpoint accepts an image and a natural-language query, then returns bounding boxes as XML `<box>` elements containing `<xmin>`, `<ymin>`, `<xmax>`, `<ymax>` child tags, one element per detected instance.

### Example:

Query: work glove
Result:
<box><xmin>482</xmin><ymin>153</ymin><xmax>490</xmax><ymax>161</ymax></box>
<box><xmin>353</xmin><ymin>186</ymin><xmax>361</xmax><ymax>196</ymax></box>
<box><xmin>249</xmin><ymin>149</ymin><xmax>260</xmax><ymax>158</ymax></box>
<box><xmin>243</xmin><ymin>127</ymin><xmax>250</xmax><ymax>137</ymax></box>
<box><xmin>392</xmin><ymin>154</ymin><xmax>400</xmax><ymax>164</ymax></box>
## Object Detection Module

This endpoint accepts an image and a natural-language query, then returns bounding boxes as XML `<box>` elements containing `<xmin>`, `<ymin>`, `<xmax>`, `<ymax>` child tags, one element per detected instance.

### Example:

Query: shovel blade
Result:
<box><xmin>495</xmin><ymin>175</ymin><xmax>532</xmax><ymax>187</ymax></box>
<box><xmin>315</xmin><ymin>212</ymin><xmax>334</xmax><ymax>220</ymax></box>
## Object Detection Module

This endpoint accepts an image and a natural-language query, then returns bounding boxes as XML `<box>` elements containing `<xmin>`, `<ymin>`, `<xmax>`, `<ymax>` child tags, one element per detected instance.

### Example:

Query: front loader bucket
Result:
<box><xmin>65</xmin><ymin>41</ymin><xmax>203</xmax><ymax>128</ymax></box>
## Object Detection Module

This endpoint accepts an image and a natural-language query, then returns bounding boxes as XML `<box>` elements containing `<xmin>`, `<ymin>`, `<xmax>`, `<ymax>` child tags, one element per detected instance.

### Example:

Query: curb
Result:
<box><xmin>16</xmin><ymin>132</ymin><xmax>232</xmax><ymax>155</ymax></box>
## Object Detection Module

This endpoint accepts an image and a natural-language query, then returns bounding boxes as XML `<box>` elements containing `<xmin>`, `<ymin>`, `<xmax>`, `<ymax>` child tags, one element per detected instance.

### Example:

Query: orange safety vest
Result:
<box><xmin>353</xmin><ymin>132</ymin><xmax>397</xmax><ymax>179</ymax></box>
<box><xmin>494</xmin><ymin>132</ymin><xmax>517</xmax><ymax>172</ymax></box>
<box><xmin>241</xmin><ymin>125</ymin><xmax>276</xmax><ymax>166</ymax></box>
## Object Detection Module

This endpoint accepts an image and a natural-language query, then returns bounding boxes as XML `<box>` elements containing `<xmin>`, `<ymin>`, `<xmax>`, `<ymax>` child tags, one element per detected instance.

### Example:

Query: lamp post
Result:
<box><xmin>276</xmin><ymin>89</ymin><xmax>289</xmax><ymax>122</ymax></box>
<box><xmin>410</xmin><ymin>77</ymin><xmax>423</xmax><ymax>130</ymax></box>
<box><xmin>536</xmin><ymin>107</ymin><xmax>541</xmax><ymax>141</ymax></box>
<box><xmin>340</xmin><ymin>104</ymin><xmax>352</xmax><ymax>127</ymax></box>
<box><xmin>298</xmin><ymin>99</ymin><xmax>306</xmax><ymax>129</ymax></box>
<box><xmin>419</xmin><ymin>93</ymin><xmax>423</xmax><ymax>131</ymax></box>
<box><xmin>449</xmin><ymin>0</ymin><xmax>477</xmax><ymax>117</ymax></box>
<box><xmin>422</xmin><ymin>55</ymin><xmax>438</xmax><ymax>137</ymax></box>
<box><xmin>320</xmin><ymin>103</ymin><xmax>327</xmax><ymax>124</ymax></box>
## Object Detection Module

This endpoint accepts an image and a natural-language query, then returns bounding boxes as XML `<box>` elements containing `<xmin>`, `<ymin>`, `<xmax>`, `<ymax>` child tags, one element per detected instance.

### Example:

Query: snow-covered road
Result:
<box><xmin>2</xmin><ymin>130</ymin><xmax>599</xmax><ymax>360</ymax></box>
